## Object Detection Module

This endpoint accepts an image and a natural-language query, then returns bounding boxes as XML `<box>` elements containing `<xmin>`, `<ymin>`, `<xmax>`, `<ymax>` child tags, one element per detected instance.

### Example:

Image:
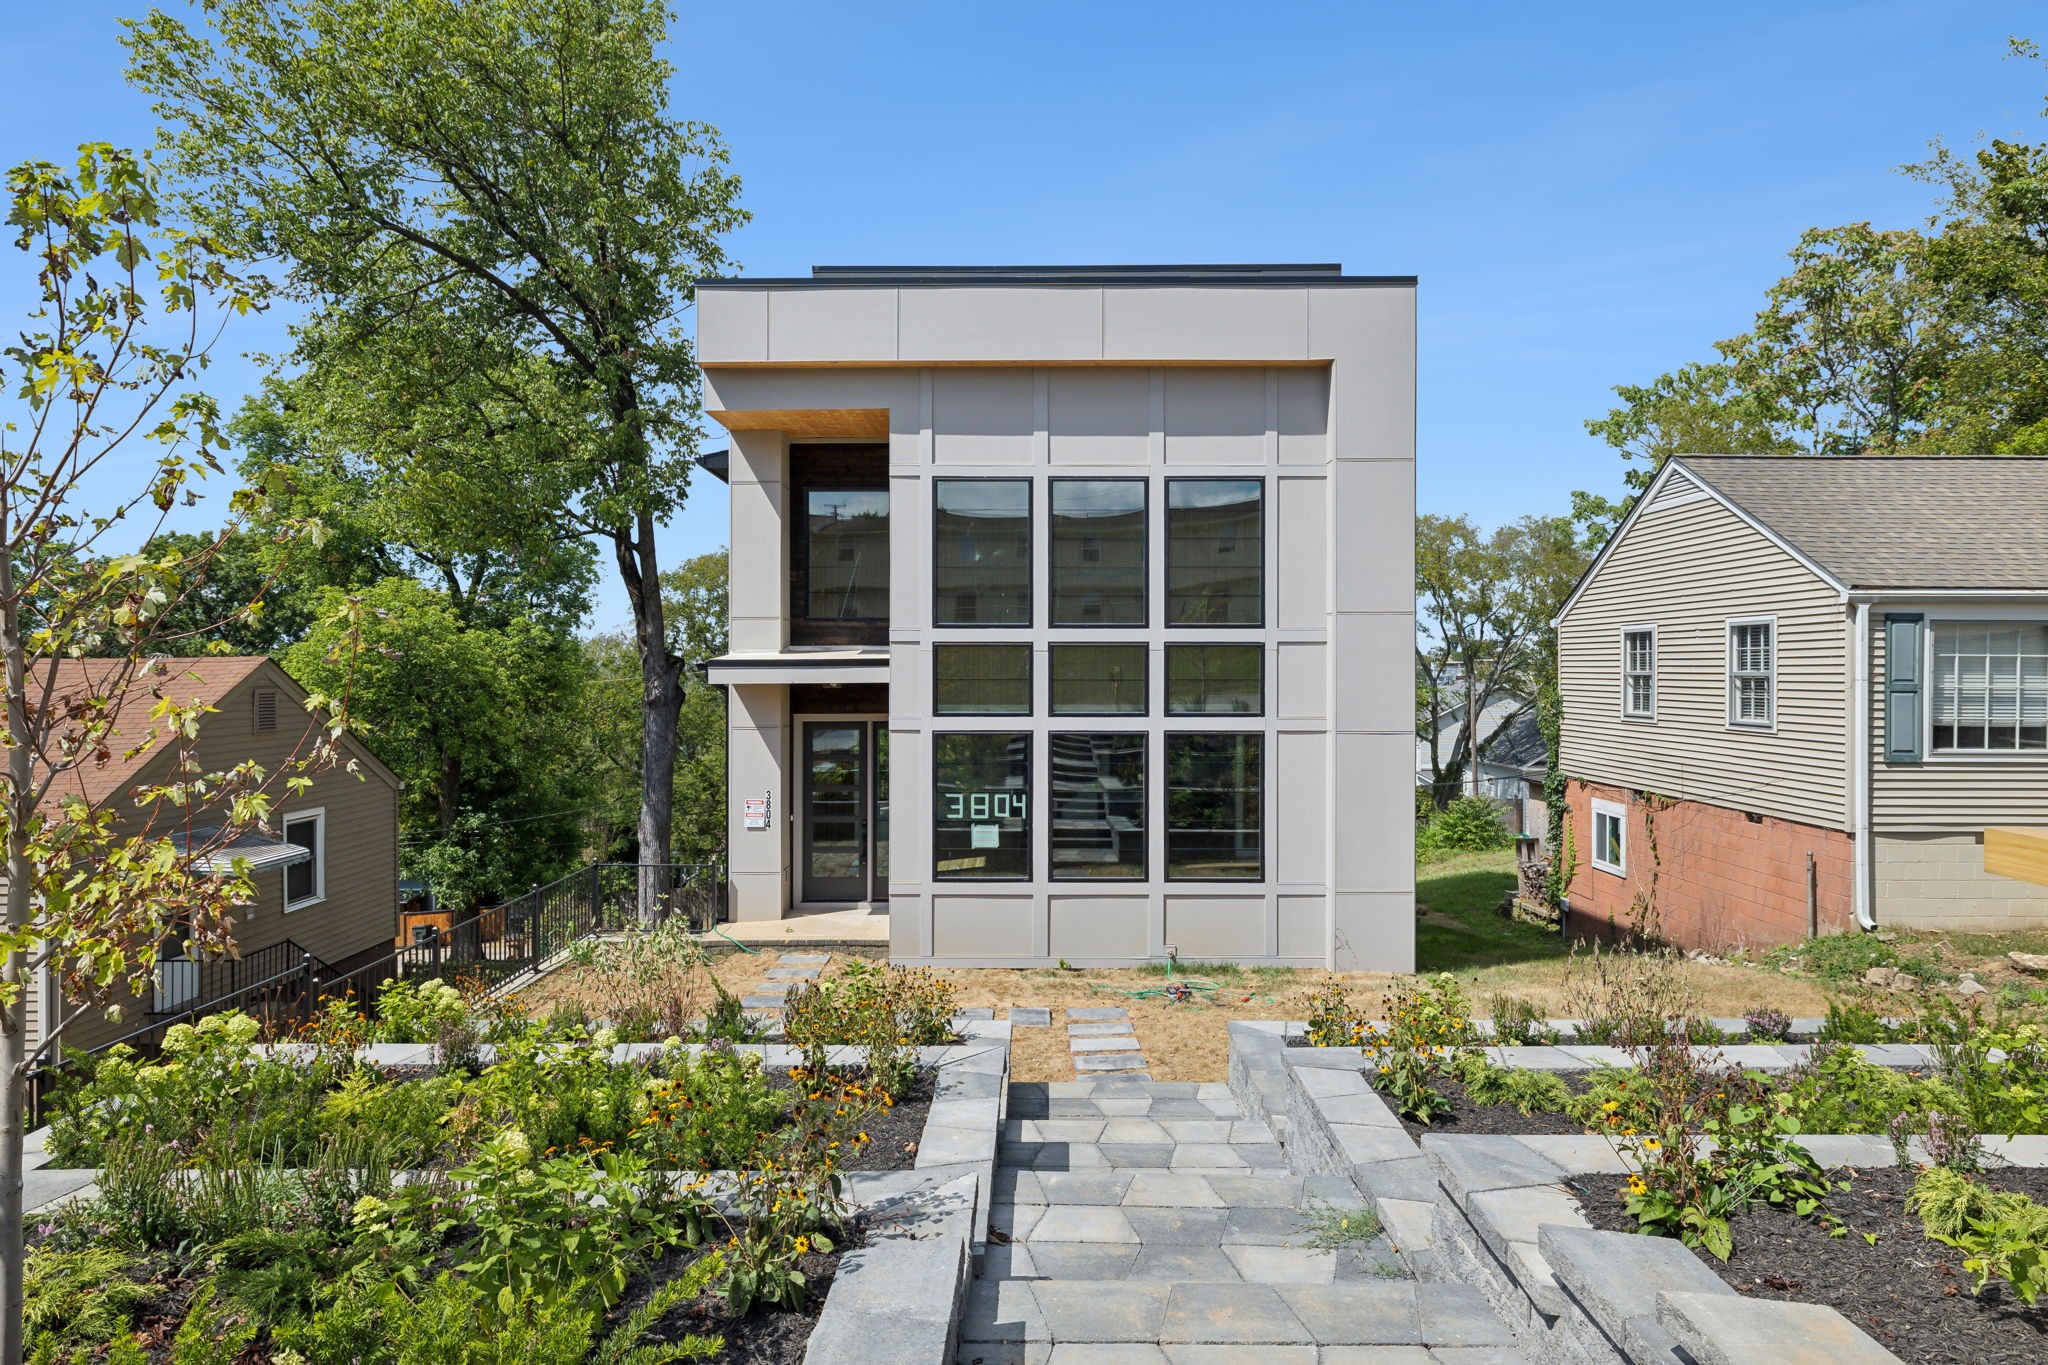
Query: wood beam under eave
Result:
<box><xmin>707</xmin><ymin>408</ymin><xmax>891</xmax><ymax>439</ymax></box>
<box><xmin>1986</xmin><ymin>827</ymin><xmax>2048</xmax><ymax>888</ymax></box>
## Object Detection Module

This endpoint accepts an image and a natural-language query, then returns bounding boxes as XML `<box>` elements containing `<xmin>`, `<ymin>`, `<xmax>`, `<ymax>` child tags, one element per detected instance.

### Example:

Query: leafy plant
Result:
<box><xmin>782</xmin><ymin>960</ymin><xmax>956</xmax><ymax>1097</ymax></box>
<box><xmin>1364</xmin><ymin>974</ymin><xmax>1475</xmax><ymax>1124</ymax></box>
<box><xmin>630</xmin><ymin>1045</ymin><xmax>785</xmax><ymax>1170</ymax></box>
<box><xmin>374</xmin><ymin>977</ymin><xmax>473</xmax><ymax>1044</ymax></box>
<box><xmin>1742</xmin><ymin>1006</ymin><xmax>1793</xmax><ymax>1042</ymax></box>
<box><xmin>1415</xmin><ymin>796</ymin><xmax>1513</xmax><ymax>858</ymax></box>
<box><xmin>22</xmin><ymin>1250</ymin><xmax>154</xmax><ymax>1356</ymax></box>
<box><xmin>1452</xmin><ymin>1053</ymin><xmax>1571</xmax><ymax>1115</ymax></box>
<box><xmin>1303</xmin><ymin>979</ymin><xmax>1366</xmax><ymax>1048</ymax></box>
<box><xmin>1911</xmin><ymin>1166</ymin><xmax>2048</xmax><ymax>1305</ymax></box>
<box><xmin>1817</xmin><ymin>997</ymin><xmax>1900</xmax><ymax>1044</ymax></box>
<box><xmin>1485</xmin><ymin>993</ymin><xmax>1559</xmax><ymax>1046</ymax></box>
<box><xmin>169</xmin><ymin>1285</ymin><xmax>257</xmax><ymax>1365</ymax></box>
<box><xmin>589</xmin><ymin>1252</ymin><xmax>725</xmax><ymax>1365</ymax></box>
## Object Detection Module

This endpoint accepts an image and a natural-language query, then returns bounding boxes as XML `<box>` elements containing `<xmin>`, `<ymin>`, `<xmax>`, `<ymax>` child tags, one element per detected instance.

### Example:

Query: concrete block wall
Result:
<box><xmin>1876</xmin><ymin>832</ymin><xmax>2048</xmax><ymax>931</ymax></box>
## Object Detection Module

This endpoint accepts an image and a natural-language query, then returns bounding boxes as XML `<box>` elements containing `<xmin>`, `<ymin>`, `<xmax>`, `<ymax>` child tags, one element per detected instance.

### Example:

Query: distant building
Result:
<box><xmin>1556</xmin><ymin>455</ymin><xmax>2048</xmax><ymax>948</ymax></box>
<box><xmin>695</xmin><ymin>263</ymin><xmax>1418</xmax><ymax>969</ymax></box>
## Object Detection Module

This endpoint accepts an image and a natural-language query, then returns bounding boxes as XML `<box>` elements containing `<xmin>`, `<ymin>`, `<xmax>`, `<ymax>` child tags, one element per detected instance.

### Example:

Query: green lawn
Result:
<box><xmin>1414</xmin><ymin>849</ymin><xmax>1570</xmax><ymax>973</ymax></box>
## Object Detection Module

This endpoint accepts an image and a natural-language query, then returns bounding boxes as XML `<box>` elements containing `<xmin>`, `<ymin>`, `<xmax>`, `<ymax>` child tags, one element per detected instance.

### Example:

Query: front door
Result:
<box><xmin>801</xmin><ymin>720</ymin><xmax>889</xmax><ymax>903</ymax></box>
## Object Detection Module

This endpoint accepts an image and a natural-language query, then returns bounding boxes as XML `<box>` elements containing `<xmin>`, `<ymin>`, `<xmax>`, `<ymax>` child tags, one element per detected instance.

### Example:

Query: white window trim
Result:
<box><xmin>1590</xmin><ymin>797</ymin><xmax>1626</xmax><ymax>877</ymax></box>
<box><xmin>1725</xmin><ymin>615</ymin><xmax>1778</xmax><ymax>732</ymax></box>
<box><xmin>1619</xmin><ymin>624</ymin><xmax>1657</xmax><ymax>721</ymax></box>
<box><xmin>283</xmin><ymin>807</ymin><xmax>326</xmax><ymax>911</ymax></box>
<box><xmin>1922</xmin><ymin>615</ymin><xmax>2048</xmax><ymax>762</ymax></box>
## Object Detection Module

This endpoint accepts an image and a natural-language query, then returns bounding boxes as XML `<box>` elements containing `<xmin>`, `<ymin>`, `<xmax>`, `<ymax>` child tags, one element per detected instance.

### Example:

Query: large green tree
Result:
<box><xmin>124</xmin><ymin>0</ymin><xmax>747</xmax><ymax>911</ymax></box>
<box><xmin>1579</xmin><ymin>40</ymin><xmax>2048</xmax><ymax>539</ymax></box>
<box><xmin>1415</xmin><ymin>514</ymin><xmax>1587</xmax><ymax>808</ymax></box>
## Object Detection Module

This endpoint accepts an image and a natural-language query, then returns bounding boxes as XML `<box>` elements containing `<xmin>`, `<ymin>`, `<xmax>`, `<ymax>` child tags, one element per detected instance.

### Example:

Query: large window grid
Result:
<box><xmin>1050</xmin><ymin>479</ymin><xmax>1147</xmax><ymax>627</ymax></box>
<box><xmin>1932</xmin><ymin>622</ymin><xmax>2048</xmax><ymax>753</ymax></box>
<box><xmin>1726</xmin><ymin>618</ymin><xmax>1775</xmax><ymax>729</ymax></box>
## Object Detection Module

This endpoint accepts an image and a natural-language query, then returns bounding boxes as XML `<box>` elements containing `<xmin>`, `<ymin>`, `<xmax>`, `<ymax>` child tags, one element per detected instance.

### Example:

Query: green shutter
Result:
<box><xmin>1884</xmin><ymin>613</ymin><xmax>1924</xmax><ymax>764</ymax></box>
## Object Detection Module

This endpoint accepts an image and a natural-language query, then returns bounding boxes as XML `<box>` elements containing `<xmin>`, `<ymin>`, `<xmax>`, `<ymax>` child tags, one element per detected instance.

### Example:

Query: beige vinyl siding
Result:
<box><xmin>54</xmin><ymin>662</ymin><xmax>401</xmax><ymax>1055</ymax></box>
<box><xmin>1870</xmin><ymin>603</ymin><xmax>2048</xmax><ymax>831</ymax></box>
<box><xmin>1558</xmin><ymin>491</ymin><xmax>1850</xmax><ymax>830</ymax></box>
<box><xmin>23</xmin><ymin>960</ymin><xmax>42</xmax><ymax>1058</ymax></box>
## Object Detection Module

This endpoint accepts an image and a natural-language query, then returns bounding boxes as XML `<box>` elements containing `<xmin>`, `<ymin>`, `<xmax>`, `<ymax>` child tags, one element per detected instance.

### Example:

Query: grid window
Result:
<box><xmin>933</xmin><ymin>733</ymin><xmax>1031</xmax><ymax>880</ymax></box>
<box><xmin>933</xmin><ymin>644</ymin><xmax>1032</xmax><ymax>716</ymax></box>
<box><xmin>1164</xmin><ymin>733</ymin><xmax>1263</xmax><ymax>880</ymax></box>
<box><xmin>1727</xmin><ymin>620</ymin><xmax>1774</xmax><ymax>728</ymax></box>
<box><xmin>1050</xmin><ymin>480</ymin><xmax>1146</xmax><ymax>626</ymax></box>
<box><xmin>1622</xmin><ymin>628</ymin><xmax>1656</xmax><ymax>719</ymax></box>
<box><xmin>1166</xmin><ymin>644</ymin><xmax>1263</xmax><ymax>715</ymax></box>
<box><xmin>1049</xmin><ymin>733</ymin><xmax>1146</xmax><ymax>880</ymax></box>
<box><xmin>1166</xmin><ymin>479</ymin><xmax>1263</xmax><ymax>626</ymax></box>
<box><xmin>934</xmin><ymin>480</ymin><xmax>1031</xmax><ymax>625</ymax></box>
<box><xmin>1050</xmin><ymin>644</ymin><xmax>1147</xmax><ymax>715</ymax></box>
<box><xmin>1932</xmin><ymin>622</ymin><xmax>2048</xmax><ymax>752</ymax></box>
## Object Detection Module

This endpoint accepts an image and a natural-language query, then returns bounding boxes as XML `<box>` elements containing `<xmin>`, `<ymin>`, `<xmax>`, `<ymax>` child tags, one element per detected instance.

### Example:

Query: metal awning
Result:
<box><xmin>703</xmin><ymin>649</ymin><xmax>890</xmax><ymax>687</ymax></box>
<box><xmin>172</xmin><ymin>827</ymin><xmax>313</xmax><ymax>875</ymax></box>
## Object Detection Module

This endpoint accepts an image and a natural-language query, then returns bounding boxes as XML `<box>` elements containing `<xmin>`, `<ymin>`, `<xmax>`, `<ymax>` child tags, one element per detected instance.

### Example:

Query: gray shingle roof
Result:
<box><xmin>1674</xmin><ymin>455</ymin><xmax>2048</xmax><ymax>591</ymax></box>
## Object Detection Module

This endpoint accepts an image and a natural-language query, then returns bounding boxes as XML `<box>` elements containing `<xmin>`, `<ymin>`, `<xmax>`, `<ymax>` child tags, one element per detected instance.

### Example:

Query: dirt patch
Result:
<box><xmin>1565</xmin><ymin>1165</ymin><xmax>2048</xmax><ymax>1364</ymax></box>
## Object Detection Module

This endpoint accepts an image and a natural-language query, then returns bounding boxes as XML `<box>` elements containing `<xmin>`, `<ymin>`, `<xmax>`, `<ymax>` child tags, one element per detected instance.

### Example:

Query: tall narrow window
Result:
<box><xmin>933</xmin><ymin>734</ymin><xmax>1031</xmax><ymax>880</ymax></box>
<box><xmin>1050</xmin><ymin>644</ymin><xmax>1147</xmax><ymax>715</ymax></box>
<box><xmin>803</xmin><ymin>489</ymin><xmax>891</xmax><ymax>621</ymax></box>
<box><xmin>1049</xmin><ymin>733</ymin><xmax>1145</xmax><ymax>880</ymax></box>
<box><xmin>1166</xmin><ymin>645</ymin><xmax>1263</xmax><ymax>715</ymax></box>
<box><xmin>1621</xmin><ymin>628</ymin><xmax>1656</xmax><ymax>720</ymax></box>
<box><xmin>934</xmin><ymin>644</ymin><xmax>1032</xmax><ymax>716</ymax></box>
<box><xmin>934</xmin><ymin>480</ymin><xmax>1031</xmax><ymax>625</ymax></box>
<box><xmin>1166</xmin><ymin>479</ymin><xmax>1263</xmax><ymax>626</ymax></box>
<box><xmin>1932</xmin><ymin>622</ymin><xmax>2048</xmax><ymax>752</ymax></box>
<box><xmin>1051</xmin><ymin>479</ymin><xmax>1146</xmax><ymax>626</ymax></box>
<box><xmin>1727</xmin><ymin>619</ymin><xmax>1775</xmax><ymax>728</ymax></box>
<box><xmin>1164</xmin><ymin>734</ymin><xmax>1262</xmax><ymax>880</ymax></box>
<box><xmin>284</xmin><ymin>809</ymin><xmax>325</xmax><ymax>908</ymax></box>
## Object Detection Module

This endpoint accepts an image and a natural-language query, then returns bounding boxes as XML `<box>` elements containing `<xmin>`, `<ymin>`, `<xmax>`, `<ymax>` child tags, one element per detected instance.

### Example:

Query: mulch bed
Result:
<box><xmin>607</xmin><ymin>1232</ymin><xmax>855</xmax><ymax>1365</ymax></box>
<box><xmin>1565</xmin><ymin>1165</ymin><xmax>2048</xmax><ymax>1364</ymax></box>
<box><xmin>825</xmin><ymin>1068</ymin><xmax>933</xmax><ymax>1172</ymax></box>
<box><xmin>1378</xmin><ymin>1071</ymin><xmax>1594</xmax><ymax>1141</ymax></box>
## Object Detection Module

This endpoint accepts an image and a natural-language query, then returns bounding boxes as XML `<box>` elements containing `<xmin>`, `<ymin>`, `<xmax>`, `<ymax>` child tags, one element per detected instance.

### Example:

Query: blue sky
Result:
<box><xmin>6</xmin><ymin>1</ymin><xmax>2047</xmax><ymax>632</ymax></box>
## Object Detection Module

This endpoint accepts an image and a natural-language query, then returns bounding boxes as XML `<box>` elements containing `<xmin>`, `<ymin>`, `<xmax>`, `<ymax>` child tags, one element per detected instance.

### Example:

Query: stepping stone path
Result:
<box><xmin>1065</xmin><ymin>1007</ymin><xmax>1148</xmax><ymax>1078</ymax></box>
<box><xmin>962</xmin><ymin>1079</ymin><xmax>1522</xmax><ymax>1361</ymax></box>
<box><xmin>741</xmin><ymin>951</ymin><xmax>828</xmax><ymax>1011</ymax></box>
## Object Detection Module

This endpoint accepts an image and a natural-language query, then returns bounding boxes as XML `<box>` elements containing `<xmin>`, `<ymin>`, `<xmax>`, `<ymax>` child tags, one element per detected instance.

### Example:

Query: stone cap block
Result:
<box><xmin>1657</xmin><ymin>1290</ymin><xmax>1904</xmax><ymax>1365</ymax></box>
<box><xmin>1422</xmin><ymin>1135</ymin><xmax>1567</xmax><ymax>1203</ymax></box>
<box><xmin>1541</xmin><ymin>1224</ymin><xmax>1732</xmax><ymax>1363</ymax></box>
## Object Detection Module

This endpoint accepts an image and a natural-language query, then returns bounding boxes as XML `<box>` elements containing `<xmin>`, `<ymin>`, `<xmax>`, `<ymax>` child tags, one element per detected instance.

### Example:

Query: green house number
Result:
<box><xmin>944</xmin><ymin>792</ymin><xmax>1028</xmax><ymax>820</ymax></box>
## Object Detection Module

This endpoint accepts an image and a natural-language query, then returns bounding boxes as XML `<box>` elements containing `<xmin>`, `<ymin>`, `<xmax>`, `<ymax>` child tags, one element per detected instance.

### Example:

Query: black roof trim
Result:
<box><xmin>695</xmin><ymin>446</ymin><xmax>729</xmax><ymax>484</ymax></box>
<box><xmin>698</xmin><ymin>263</ymin><xmax>1414</xmax><ymax>289</ymax></box>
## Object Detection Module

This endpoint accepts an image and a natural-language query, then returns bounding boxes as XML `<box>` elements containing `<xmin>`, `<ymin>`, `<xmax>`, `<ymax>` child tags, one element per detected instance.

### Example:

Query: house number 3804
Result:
<box><xmin>944</xmin><ymin>792</ymin><xmax>1027</xmax><ymax>820</ymax></box>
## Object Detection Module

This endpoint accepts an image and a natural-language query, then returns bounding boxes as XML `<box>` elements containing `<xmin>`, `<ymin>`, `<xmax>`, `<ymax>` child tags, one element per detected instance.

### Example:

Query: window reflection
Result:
<box><xmin>1050</xmin><ymin>733</ymin><xmax>1145</xmax><ymax>879</ymax></box>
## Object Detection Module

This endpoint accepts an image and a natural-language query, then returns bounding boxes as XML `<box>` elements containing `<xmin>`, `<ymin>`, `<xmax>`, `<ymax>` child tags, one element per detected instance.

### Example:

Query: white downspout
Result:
<box><xmin>1851</xmin><ymin>601</ymin><xmax>1876</xmax><ymax>930</ymax></box>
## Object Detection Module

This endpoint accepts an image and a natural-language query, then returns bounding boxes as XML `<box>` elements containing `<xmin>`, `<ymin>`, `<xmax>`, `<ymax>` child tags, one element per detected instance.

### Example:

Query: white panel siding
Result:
<box><xmin>1558</xmin><ymin>495</ymin><xmax>1850</xmax><ymax>830</ymax></box>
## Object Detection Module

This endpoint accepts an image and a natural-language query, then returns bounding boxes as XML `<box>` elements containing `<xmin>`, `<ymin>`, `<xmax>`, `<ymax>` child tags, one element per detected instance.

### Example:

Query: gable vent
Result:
<box><xmin>253</xmin><ymin>689</ymin><xmax>278</xmax><ymax>732</ymax></box>
<box><xmin>1647</xmin><ymin>468</ymin><xmax>1710</xmax><ymax>512</ymax></box>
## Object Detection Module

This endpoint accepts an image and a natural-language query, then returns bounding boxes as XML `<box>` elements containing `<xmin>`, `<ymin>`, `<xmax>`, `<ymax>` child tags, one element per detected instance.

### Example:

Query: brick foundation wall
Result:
<box><xmin>1563</xmin><ymin>780</ymin><xmax>1853</xmax><ymax>951</ymax></box>
<box><xmin>1877</xmin><ymin>833</ymin><xmax>2048</xmax><ymax>932</ymax></box>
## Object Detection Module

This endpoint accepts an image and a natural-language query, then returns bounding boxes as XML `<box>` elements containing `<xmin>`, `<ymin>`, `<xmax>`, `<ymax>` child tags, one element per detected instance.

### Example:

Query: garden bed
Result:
<box><xmin>1564</xmin><ymin>1164</ymin><xmax>2048</xmax><ymax>1365</ymax></box>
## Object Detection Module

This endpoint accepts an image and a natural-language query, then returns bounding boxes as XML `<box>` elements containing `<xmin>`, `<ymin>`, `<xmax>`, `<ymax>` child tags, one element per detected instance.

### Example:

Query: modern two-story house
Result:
<box><xmin>1556</xmin><ymin>455</ymin><xmax>2048</xmax><ymax>950</ymax></box>
<box><xmin>696</xmin><ymin>264</ymin><xmax>1416</xmax><ymax>970</ymax></box>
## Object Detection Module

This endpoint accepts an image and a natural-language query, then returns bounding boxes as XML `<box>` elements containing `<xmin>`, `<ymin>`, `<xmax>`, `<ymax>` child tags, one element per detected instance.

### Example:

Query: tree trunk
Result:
<box><xmin>1</xmin><ymin>540</ymin><xmax>29</xmax><ymax>1365</ymax></box>
<box><xmin>615</xmin><ymin>508</ymin><xmax>684</xmax><ymax>926</ymax></box>
<box><xmin>438</xmin><ymin>748</ymin><xmax>462</xmax><ymax>835</ymax></box>
<box><xmin>1464</xmin><ymin>656</ymin><xmax>1481</xmax><ymax>800</ymax></box>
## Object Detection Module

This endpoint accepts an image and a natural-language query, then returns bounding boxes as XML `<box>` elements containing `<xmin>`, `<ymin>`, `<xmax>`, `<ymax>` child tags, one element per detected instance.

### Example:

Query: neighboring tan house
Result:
<box><xmin>694</xmin><ymin>262</ymin><xmax>1418</xmax><ymax>970</ymax></box>
<box><xmin>25</xmin><ymin>656</ymin><xmax>402</xmax><ymax>1059</ymax></box>
<box><xmin>1556</xmin><ymin>454</ymin><xmax>2048</xmax><ymax>950</ymax></box>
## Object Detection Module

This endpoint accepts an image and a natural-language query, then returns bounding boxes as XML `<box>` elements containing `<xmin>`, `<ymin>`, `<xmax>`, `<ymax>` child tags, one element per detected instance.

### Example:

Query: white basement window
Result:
<box><xmin>1727</xmin><ymin>618</ymin><xmax>1775</xmax><ymax>729</ymax></box>
<box><xmin>1621</xmin><ymin>627</ymin><xmax>1656</xmax><ymax>720</ymax></box>
<box><xmin>1590</xmin><ymin>797</ymin><xmax>1626</xmax><ymax>876</ymax></box>
<box><xmin>1932</xmin><ymin>622</ymin><xmax>2048</xmax><ymax>752</ymax></box>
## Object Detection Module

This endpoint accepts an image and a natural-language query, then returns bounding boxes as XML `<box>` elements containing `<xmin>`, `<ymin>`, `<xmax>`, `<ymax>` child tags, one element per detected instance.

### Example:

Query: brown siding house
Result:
<box><xmin>27</xmin><ymin>656</ymin><xmax>401</xmax><ymax>1058</ymax></box>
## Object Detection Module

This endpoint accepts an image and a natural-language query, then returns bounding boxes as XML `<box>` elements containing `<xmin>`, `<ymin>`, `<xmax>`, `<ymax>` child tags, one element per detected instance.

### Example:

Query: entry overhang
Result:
<box><xmin>703</xmin><ymin>649</ymin><xmax>890</xmax><ymax>687</ymax></box>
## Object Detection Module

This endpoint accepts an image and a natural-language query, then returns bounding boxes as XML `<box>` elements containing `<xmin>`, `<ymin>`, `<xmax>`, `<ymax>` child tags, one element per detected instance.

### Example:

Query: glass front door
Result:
<box><xmin>801</xmin><ymin>720</ymin><xmax>889</xmax><ymax>903</ymax></box>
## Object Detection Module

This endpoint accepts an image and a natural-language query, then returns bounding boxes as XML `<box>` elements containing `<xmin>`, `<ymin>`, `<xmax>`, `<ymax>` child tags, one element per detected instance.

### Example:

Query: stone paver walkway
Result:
<box><xmin>741</xmin><ymin>951</ymin><xmax>829</xmax><ymax>1012</ymax></box>
<box><xmin>1065</xmin><ymin>1006</ymin><xmax>1148</xmax><ymax>1078</ymax></box>
<box><xmin>959</xmin><ymin>1079</ymin><xmax>1522</xmax><ymax>1363</ymax></box>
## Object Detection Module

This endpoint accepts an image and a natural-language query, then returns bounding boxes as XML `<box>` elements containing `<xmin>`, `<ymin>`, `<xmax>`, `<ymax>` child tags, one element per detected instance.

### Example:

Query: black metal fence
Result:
<box><xmin>28</xmin><ymin>860</ymin><xmax>723</xmax><ymax>1122</ymax></box>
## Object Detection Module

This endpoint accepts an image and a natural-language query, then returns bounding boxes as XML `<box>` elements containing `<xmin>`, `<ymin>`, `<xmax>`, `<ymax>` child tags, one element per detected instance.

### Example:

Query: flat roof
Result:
<box><xmin>697</xmin><ymin>263</ymin><xmax>1414</xmax><ymax>289</ymax></box>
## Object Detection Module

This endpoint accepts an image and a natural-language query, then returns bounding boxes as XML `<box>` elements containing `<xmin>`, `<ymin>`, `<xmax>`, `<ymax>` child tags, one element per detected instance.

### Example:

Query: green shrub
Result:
<box><xmin>1451</xmin><ymin>1054</ymin><xmax>1570</xmax><ymax>1114</ymax></box>
<box><xmin>320</xmin><ymin>1069</ymin><xmax>468</xmax><ymax>1166</ymax></box>
<box><xmin>373</xmin><ymin>978</ymin><xmax>472</xmax><ymax>1044</ymax></box>
<box><xmin>170</xmin><ymin>1285</ymin><xmax>258</xmax><ymax>1365</ymax></box>
<box><xmin>1415</xmin><ymin>797</ymin><xmax>1512</xmax><ymax>858</ymax></box>
<box><xmin>634</xmin><ymin>1046</ymin><xmax>786</xmax><ymax>1170</ymax></box>
<box><xmin>23</xmin><ymin>1249</ymin><xmax>154</xmax><ymax>1356</ymax></box>
<box><xmin>1912</xmin><ymin>1165</ymin><xmax>2048</xmax><ymax>1304</ymax></box>
<box><xmin>1485</xmin><ymin>993</ymin><xmax>1558</xmax><ymax>1046</ymax></box>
